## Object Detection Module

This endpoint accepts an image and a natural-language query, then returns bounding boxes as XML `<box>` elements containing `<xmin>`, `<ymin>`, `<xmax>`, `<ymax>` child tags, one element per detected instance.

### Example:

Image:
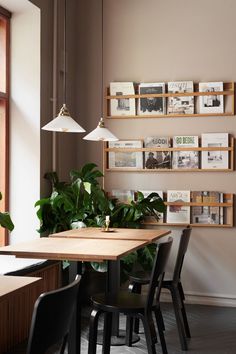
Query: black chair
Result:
<box><xmin>88</xmin><ymin>237</ymin><xmax>173</xmax><ymax>354</ymax></box>
<box><xmin>7</xmin><ymin>275</ymin><xmax>81</xmax><ymax>354</ymax></box>
<box><xmin>128</xmin><ymin>227</ymin><xmax>192</xmax><ymax>351</ymax></box>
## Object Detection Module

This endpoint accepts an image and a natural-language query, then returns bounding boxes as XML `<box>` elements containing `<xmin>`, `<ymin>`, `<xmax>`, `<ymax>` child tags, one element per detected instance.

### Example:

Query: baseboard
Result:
<box><xmin>160</xmin><ymin>290</ymin><xmax>236</xmax><ymax>307</ymax></box>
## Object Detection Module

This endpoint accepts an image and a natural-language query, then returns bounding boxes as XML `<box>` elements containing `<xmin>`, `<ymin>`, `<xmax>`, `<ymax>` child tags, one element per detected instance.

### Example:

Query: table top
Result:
<box><xmin>0</xmin><ymin>237</ymin><xmax>148</xmax><ymax>262</ymax></box>
<box><xmin>50</xmin><ymin>227</ymin><xmax>171</xmax><ymax>242</ymax></box>
<box><xmin>0</xmin><ymin>275</ymin><xmax>41</xmax><ymax>300</ymax></box>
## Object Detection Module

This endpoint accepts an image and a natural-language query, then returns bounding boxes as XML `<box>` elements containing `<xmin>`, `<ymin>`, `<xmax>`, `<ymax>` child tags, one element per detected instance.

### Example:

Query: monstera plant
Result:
<box><xmin>0</xmin><ymin>192</ymin><xmax>14</xmax><ymax>231</ymax></box>
<box><xmin>35</xmin><ymin>163</ymin><xmax>165</xmax><ymax>279</ymax></box>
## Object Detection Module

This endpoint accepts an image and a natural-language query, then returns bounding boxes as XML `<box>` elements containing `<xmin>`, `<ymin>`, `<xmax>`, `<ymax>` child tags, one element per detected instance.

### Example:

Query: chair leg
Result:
<box><xmin>129</xmin><ymin>282</ymin><xmax>142</xmax><ymax>333</ymax></box>
<box><xmin>125</xmin><ymin>315</ymin><xmax>134</xmax><ymax>346</ymax></box>
<box><xmin>171</xmin><ymin>288</ymin><xmax>188</xmax><ymax>351</ymax></box>
<box><xmin>154</xmin><ymin>308</ymin><xmax>168</xmax><ymax>354</ymax></box>
<box><xmin>103</xmin><ymin>312</ymin><xmax>112</xmax><ymax>354</ymax></box>
<box><xmin>88</xmin><ymin>309</ymin><xmax>102</xmax><ymax>354</ymax></box>
<box><xmin>60</xmin><ymin>334</ymin><xmax>68</xmax><ymax>354</ymax></box>
<box><xmin>141</xmin><ymin>313</ymin><xmax>157</xmax><ymax>354</ymax></box>
<box><xmin>178</xmin><ymin>283</ymin><xmax>191</xmax><ymax>338</ymax></box>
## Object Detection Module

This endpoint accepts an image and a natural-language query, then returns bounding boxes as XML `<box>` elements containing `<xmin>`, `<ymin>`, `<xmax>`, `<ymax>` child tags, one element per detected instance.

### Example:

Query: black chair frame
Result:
<box><xmin>128</xmin><ymin>227</ymin><xmax>192</xmax><ymax>351</ymax></box>
<box><xmin>88</xmin><ymin>238</ymin><xmax>173</xmax><ymax>354</ymax></box>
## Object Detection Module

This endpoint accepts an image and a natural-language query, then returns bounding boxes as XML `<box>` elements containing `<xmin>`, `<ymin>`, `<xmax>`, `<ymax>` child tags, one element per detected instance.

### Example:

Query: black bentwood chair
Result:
<box><xmin>128</xmin><ymin>227</ymin><xmax>192</xmax><ymax>351</ymax></box>
<box><xmin>88</xmin><ymin>237</ymin><xmax>173</xmax><ymax>354</ymax></box>
<box><xmin>25</xmin><ymin>275</ymin><xmax>81</xmax><ymax>354</ymax></box>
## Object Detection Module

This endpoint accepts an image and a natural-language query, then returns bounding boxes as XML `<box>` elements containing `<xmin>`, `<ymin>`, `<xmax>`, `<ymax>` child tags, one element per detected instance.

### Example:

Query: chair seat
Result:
<box><xmin>129</xmin><ymin>270</ymin><xmax>172</xmax><ymax>286</ymax></box>
<box><xmin>129</xmin><ymin>270</ymin><xmax>151</xmax><ymax>284</ymax></box>
<box><xmin>91</xmin><ymin>290</ymin><xmax>157</xmax><ymax>313</ymax></box>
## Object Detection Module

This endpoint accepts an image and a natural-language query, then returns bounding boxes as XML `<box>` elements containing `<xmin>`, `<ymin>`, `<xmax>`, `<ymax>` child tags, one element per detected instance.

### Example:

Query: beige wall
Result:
<box><xmin>76</xmin><ymin>0</ymin><xmax>236</xmax><ymax>305</ymax></box>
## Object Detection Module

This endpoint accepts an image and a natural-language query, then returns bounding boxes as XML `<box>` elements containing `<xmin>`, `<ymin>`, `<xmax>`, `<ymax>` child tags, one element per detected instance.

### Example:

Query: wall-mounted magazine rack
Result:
<box><xmin>105</xmin><ymin>82</ymin><xmax>235</xmax><ymax>118</ymax></box>
<box><xmin>141</xmin><ymin>193</ymin><xmax>234</xmax><ymax>228</ymax></box>
<box><xmin>103</xmin><ymin>136</ymin><xmax>235</xmax><ymax>172</ymax></box>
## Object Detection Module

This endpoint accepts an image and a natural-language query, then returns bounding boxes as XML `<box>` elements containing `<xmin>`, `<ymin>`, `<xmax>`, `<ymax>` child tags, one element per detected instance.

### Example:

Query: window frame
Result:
<box><xmin>0</xmin><ymin>6</ymin><xmax>11</xmax><ymax>246</ymax></box>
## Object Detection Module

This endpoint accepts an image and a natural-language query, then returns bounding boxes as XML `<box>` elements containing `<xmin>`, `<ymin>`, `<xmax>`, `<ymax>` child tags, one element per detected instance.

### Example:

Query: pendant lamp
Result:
<box><xmin>42</xmin><ymin>0</ymin><xmax>85</xmax><ymax>133</ymax></box>
<box><xmin>83</xmin><ymin>0</ymin><xmax>118</xmax><ymax>142</ymax></box>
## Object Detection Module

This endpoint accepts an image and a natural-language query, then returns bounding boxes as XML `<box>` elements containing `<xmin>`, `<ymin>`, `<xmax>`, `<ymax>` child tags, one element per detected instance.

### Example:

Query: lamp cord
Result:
<box><xmin>63</xmin><ymin>0</ymin><xmax>67</xmax><ymax>104</ymax></box>
<box><xmin>101</xmin><ymin>0</ymin><xmax>104</xmax><ymax>118</ymax></box>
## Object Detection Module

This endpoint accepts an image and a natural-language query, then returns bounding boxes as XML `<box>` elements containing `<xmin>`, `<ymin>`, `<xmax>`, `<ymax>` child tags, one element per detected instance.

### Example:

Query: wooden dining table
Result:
<box><xmin>0</xmin><ymin>227</ymin><xmax>171</xmax><ymax>353</ymax></box>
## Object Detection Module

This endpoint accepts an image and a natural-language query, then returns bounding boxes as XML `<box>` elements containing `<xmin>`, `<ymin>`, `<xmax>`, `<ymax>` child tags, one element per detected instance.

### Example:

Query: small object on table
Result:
<box><xmin>104</xmin><ymin>215</ymin><xmax>110</xmax><ymax>232</ymax></box>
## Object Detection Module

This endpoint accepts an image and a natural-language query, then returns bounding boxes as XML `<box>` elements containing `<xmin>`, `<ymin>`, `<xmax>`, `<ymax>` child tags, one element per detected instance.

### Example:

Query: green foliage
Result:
<box><xmin>35</xmin><ymin>163</ymin><xmax>166</xmax><ymax>278</ymax></box>
<box><xmin>0</xmin><ymin>192</ymin><xmax>14</xmax><ymax>231</ymax></box>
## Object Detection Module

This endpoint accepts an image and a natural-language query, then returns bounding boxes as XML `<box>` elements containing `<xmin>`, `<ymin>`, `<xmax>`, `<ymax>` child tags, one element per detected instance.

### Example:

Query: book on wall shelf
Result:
<box><xmin>199</xmin><ymin>82</ymin><xmax>224</xmax><ymax>114</ymax></box>
<box><xmin>201</xmin><ymin>133</ymin><xmax>229</xmax><ymax>169</ymax></box>
<box><xmin>138</xmin><ymin>82</ymin><xmax>166</xmax><ymax>116</ymax></box>
<box><xmin>109</xmin><ymin>82</ymin><xmax>136</xmax><ymax>116</ymax></box>
<box><xmin>108</xmin><ymin>140</ymin><xmax>143</xmax><ymax>169</ymax></box>
<box><xmin>167</xmin><ymin>81</ymin><xmax>194</xmax><ymax>114</ymax></box>
<box><xmin>166</xmin><ymin>190</ymin><xmax>191</xmax><ymax>224</ymax></box>
<box><xmin>191</xmin><ymin>191</ymin><xmax>221</xmax><ymax>224</ymax></box>
<box><xmin>172</xmin><ymin>135</ymin><xmax>199</xmax><ymax>169</ymax></box>
<box><xmin>144</xmin><ymin>136</ymin><xmax>171</xmax><ymax>169</ymax></box>
<box><xmin>137</xmin><ymin>190</ymin><xmax>164</xmax><ymax>223</ymax></box>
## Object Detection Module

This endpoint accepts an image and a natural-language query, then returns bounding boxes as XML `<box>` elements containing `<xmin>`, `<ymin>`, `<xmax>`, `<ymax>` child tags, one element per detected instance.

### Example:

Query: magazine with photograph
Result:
<box><xmin>111</xmin><ymin>189</ymin><xmax>135</xmax><ymax>203</ymax></box>
<box><xmin>191</xmin><ymin>191</ymin><xmax>220</xmax><ymax>224</ymax></box>
<box><xmin>167</xmin><ymin>190</ymin><xmax>190</xmax><ymax>224</ymax></box>
<box><xmin>137</xmin><ymin>190</ymin><xmax>164</xmax><ymax>223</ymax></box>
<box><xmin>138</xmin><ymin>82</ymin><xmax>166</xmax><ymax>116</ymax></box>
<box><xmin>110</xmin><ymin>82</ymin><xmax>136</xmax><ymax>116</ymax></box>
<box><xmin>199</xmin><ymin>82</ymin><xmax>224</xmax><ymax>114</ymax></box>
<box><xmin>201</xmin><ymin>133</ymin><xmax>229</xmax><ymax>169</ymax></box>
<box><xmin>144</xmin><ymin>136</ymin><xmax>171</xmax><ymax>169</ymax></box>
<box><xmin>172</xmin><ymin>135</ymin><xmax>199</xmax><ymax>169</ymax></box>
<box><xmin>108</xmin><ymin>140</ymin><xmax>143</xmax><ymax>169</ymax></box>
<box><xmin>167</xmin><ymin>81</ymin><xmax>194</xmax><ymax>114</ymax></box>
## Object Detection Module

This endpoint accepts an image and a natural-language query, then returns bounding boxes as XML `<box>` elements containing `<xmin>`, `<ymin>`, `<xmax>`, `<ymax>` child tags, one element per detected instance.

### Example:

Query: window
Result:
<box><xmin>0</xmin><ymin>6</ymin><xmax>11</xmax><ymax>246</ymax></box>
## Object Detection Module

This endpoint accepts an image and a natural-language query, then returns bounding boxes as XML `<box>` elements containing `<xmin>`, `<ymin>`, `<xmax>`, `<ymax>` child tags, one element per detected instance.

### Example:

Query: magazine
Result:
<box><xmin>199</xmin><ymin>82</ymin><xmax>224</xmax><ymax>114</ymax></box>
<box><xmin>108</xmin><ymin>140</ymin><xmax>143</xmax><ymax>169</ymax></box>
<box><xmin>166</xmin><ymin>190</ymin><xmax>190</xmax><ymax>224</ymax></box>
<box><xmin>110</xmin><ymin>82</ymin><xmax>136</xmax><ymax>116</ymax></box>
<box><xmin>167</xmin><ymin>81</ymin><xmax>194</xmax><ymax>114</ymax></box>
<box><xmin>138</xmin><ymin>82</ymin><xmax>165</xmax><ymax>115</ymax></box>
<box><xmin>137</xmin><ymin>190</ymin><xmax>164</xmax><ymax>222</ymax></box>
<box><xmin>201</xmin><ymin>133</ymin><xmax>229</xmax><ymax>169</ymax></box>
<box><xmin>172</xmin><ymin>136</ymin><xmax>199</xmax><ymax>169</ymax></box>
<box><xmin>111</xmin><ymin>189</ymin><xmax>135</xmax><ymax>203</ymax></box>
<box><xmin>144</xmin><ymin>136</ymin><xmax>171</xmax><ymax>169</ymax></box>
<box><xmin>191</xmin><ymin>191</ymin><xmax>220</xmax><ymax>224</ymax></box>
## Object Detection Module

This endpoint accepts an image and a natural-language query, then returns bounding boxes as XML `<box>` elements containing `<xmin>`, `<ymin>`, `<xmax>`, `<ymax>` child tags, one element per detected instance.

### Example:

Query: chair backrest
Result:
<box><xmin>172</xmin><ymin>227</ymin><xmax>192</xmax><ymax>284</ymax></box>
<box><xmin>146</xmin><ymin>237</ymin><xmax>173</xmax><ymax>311</ymax></box>
<box><xmin>26</xmin><ymin>275</ymin><xmax>81</xmax><ymax>354</ymax></box>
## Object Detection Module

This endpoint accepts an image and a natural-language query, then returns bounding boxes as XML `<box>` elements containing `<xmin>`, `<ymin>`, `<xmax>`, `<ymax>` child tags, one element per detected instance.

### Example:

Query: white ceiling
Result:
<box><xmin>0</xmin><ymin>0</ymin><xmax>32</xmax><ymax>13</ymax></box>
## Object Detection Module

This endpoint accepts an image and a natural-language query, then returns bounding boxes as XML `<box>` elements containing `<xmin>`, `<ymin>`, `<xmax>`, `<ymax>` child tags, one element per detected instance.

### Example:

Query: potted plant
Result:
<box><xmin>35</xmin><ymin>163</ymin><xmax>165</xmax><ymax>285</ymax></box>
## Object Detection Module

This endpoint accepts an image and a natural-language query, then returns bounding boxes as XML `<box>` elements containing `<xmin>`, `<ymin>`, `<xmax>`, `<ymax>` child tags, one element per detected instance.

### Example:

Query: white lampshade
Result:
<box><xmin>42</xmin><ymin>104</ymin><xmax>86</xmax><ymax>133</ymax></box>
<box><xmin>83</xmin><ymin>118</ymin><xmax>118</xmax><ymax>141</ymax></box>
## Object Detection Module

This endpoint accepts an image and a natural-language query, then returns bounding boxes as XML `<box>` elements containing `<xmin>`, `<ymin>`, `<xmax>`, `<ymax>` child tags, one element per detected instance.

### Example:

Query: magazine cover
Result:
<box><xmin>138</xmin><ymin>83</ymin><xmax>165</xmax><ymax>115</ymax></box>
<box><xmin>144</xmin><ymin>136</ymin><xmax>171</xmax><ymax>169</ymax></box>
<box><xmin>108</xmin><ymin>140</ymin><xmax>143</xmax><ymax>169</ymax></box>
<box><xmin>167</xmin><ymin>190</ymin><xmax>190</xmax><ymax>224</ymax></box>
<box><xmin>172</xmin><ymin>135</ymin><xmax>199</xmax><ymax>169</ymax></box>
<box><xmin>191</xmin><ymin>191</ymin><xmax>220</xmax><ymax>224</ymax></box>
<box><xmin>110</xmin><ymin>82</ymin><xmax>136</xmax><ymax>116</ymax></box>
<box><xmin>201</xmin><ymin>133</ymin><xmax>228</xmax><ymax>169</ymax></box>
<box><xmin>167</xmin><ymin>81</ymin><xmax>194</xmax><ymax>114</ymax></box>
<box><xmin>199</xmin><ymin>82</ymin><xmax>224</xmax><ymax>114</ymax></box>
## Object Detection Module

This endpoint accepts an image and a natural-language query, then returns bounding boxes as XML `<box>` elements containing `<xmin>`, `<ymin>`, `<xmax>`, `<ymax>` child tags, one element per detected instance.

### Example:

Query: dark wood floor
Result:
<box><xmin>80</xmin><ymin>302</ymin><xmax>236</xmax><ymax>353</ymax></box>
